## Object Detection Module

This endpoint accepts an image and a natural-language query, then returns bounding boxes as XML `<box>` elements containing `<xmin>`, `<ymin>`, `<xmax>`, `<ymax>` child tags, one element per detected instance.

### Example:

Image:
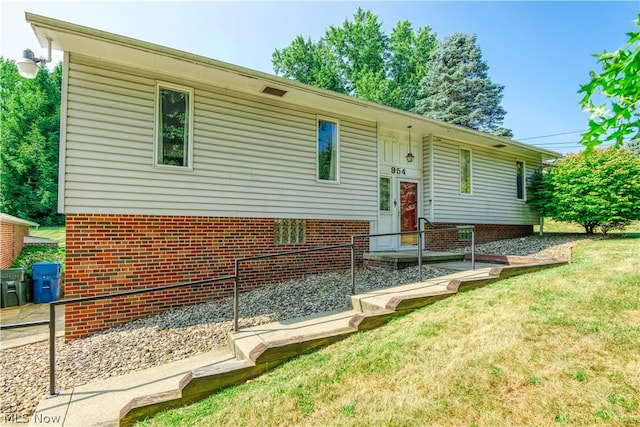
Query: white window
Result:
<box><xmin>379</xmin><ymin>177</ymin><xmax>391</xmax><ymax>211</ymax></box>
<box><xmin>459</xmin><ymin>148</ymin><xmax>472</xmax><ymax>194</ymax></box>
<box><xmin>516</xmin><ymin>161</ymin><xmax>525</xmax><ymax>200</ymax></box>
<box><xmin>155</xmin><ymin>83</ymin><xmax>194</xmax><ymax>169</ymax></box>
<box><xmin>317</xmin><ymin>118</ymin><xmax>339</xmax><ymax>182</ymax></box>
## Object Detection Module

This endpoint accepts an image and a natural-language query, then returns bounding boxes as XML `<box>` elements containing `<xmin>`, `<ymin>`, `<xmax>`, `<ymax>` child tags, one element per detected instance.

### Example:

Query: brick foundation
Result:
<box><xmin>424</xmin><ymin>223</ymin><xmax>534</xmax><ymax>251</ymax></box>
<box><xmin>64</xmin><ymin>214</ymin><xmax>369</xmax><ymax>339</ymax></box>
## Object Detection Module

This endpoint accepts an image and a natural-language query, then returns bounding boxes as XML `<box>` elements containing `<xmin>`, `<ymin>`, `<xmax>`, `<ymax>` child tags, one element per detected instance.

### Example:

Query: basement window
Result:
<box><xmin>274</xmin><ymin>219</ymin><xmax>306</xmax><ymax>245</ymax></box>
<box><xmin>458</xmin><ymin>226</ymin><xmax>473</xmax><ymax>241</ymax></box>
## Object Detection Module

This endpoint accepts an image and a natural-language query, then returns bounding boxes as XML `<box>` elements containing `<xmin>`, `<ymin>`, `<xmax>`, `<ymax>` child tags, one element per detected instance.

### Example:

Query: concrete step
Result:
<box><xmin>31</xmin><ymin>259</ymin><xmax>570</xmax><ymax>426</ymax></box>
<box><xmin>230</xmin><ymin>309</ymin><xmax>360</xmax><ymax>365</ymax></box>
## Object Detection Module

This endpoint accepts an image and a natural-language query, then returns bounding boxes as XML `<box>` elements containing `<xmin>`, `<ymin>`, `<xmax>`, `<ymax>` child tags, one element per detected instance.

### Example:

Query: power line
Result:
<box><xmin>517</xmin><ymin>130</ymin><xmax>589</xmax><ymax>141</ymax></box>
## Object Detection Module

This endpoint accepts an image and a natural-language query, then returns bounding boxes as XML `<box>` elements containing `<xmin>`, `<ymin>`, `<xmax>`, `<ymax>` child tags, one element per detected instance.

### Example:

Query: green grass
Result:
<box><xmin>30</xmin><ymin>225</ymin><xmax>66</xmax><ymax>247</ymax></box>
<box><xmin>536</xmin><ymin>219</ymin><xmax>640</xmax><ymax>235</ymax></box>
<box><xmin>12</xmin><ymin>226</ymin><xmax>65</xmax><ymax>271</ymax></box>
<box><xmin>136</xmin><ymin>236</ymin><xmax>640</xmax><ymax>426</ymax></box>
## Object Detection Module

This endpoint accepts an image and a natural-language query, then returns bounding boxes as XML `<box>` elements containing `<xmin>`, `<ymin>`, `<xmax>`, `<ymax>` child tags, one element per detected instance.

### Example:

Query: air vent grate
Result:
<box><xmin>262</xmin><ymin>86</ymin><xmax>287</xmax><ymax>97</ymax></box>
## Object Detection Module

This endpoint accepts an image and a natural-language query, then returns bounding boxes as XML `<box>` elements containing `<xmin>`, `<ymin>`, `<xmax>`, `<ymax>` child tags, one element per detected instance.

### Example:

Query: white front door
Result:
<box><xmin>374</xmin><ymin>127</ymin><xmax>422</xmax><ymax>251</ymax></box>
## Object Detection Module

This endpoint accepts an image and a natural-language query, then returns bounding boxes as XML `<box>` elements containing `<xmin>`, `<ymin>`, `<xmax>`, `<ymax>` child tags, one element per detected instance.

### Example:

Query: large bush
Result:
<box><xmin>529</xmin><ymin>147</ymin><xmax>640</xmax><ymax>234</ymax></box>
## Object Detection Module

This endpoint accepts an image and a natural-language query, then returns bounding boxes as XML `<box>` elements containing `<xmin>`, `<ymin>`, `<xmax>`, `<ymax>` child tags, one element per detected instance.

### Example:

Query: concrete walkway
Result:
<box><xmin>0</xmin><ymin>303</ymin><xmax>65</xmax><ymax>349</ymax></box>
<box><xmin>25</xmin><ymin>259</ymin><xmax>564</xmax><ymax>427</ymax></box>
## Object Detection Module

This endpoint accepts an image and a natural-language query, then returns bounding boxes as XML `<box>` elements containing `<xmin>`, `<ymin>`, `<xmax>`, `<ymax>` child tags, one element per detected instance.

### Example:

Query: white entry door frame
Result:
<box><xmin>373</xmin><ymin>128</ymin><xmax>422</xmax><ymax>251</ymax></box>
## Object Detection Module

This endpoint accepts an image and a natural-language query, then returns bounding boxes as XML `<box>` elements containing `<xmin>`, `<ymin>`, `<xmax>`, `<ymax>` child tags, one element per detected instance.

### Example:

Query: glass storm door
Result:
<box><xmin>400</xmin><ymin>181</ymin><xmax>418</xmax><ymax>247</ymax></box>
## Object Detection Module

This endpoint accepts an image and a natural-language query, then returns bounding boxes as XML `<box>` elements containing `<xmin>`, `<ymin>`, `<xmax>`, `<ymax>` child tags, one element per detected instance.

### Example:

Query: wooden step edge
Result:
<box><xmin>119</xmin><ymin>359</ymin><xmax>264</xmax><ymax>427</ymax></box>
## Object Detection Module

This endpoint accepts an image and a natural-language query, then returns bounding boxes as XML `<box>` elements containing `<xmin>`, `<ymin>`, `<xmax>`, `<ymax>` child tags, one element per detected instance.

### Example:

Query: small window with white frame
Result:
<box><xmin>459</xmin><ymin>148</ymin><xmax>472</xmax><ymax>194</ymax></box>
<box><xmin>379</xmin><ymin>177</ymin><xmax>391</xmax><ymax>211</ymax></box>
<box><xmin>155</xmin><ymin>83</ymin><xmax>194</xmax><ymax>169</ymax></box>
<box><xmin>317</xmin><ymin>118</ymin><xmax>339</xmax><ymax>182</ymax></box>
<box><xmin>516</xmin><ymin>160</ymin><xmax>525</xmax><ymax>200</ymax></box>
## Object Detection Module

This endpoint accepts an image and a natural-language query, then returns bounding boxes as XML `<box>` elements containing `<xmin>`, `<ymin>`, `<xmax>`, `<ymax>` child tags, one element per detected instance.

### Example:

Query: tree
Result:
<box><xmin>272</xmin><ymin>8</ymin><xmax>437</xmax><ymax>111</ymax></box>
<box><xmin>412</xmin><ymin>33</ymin><xmax>511</xmax><ymax>137</ymax></box>
<box><xmin>579</xmin><ymin>14</ymin><xmax>639</xmax><ymax>151</ymax></box>
<box><xmin>0</xmin><ymin>58</ymin><xmax>63</xmax><ymax>225</ymax></box>
<box><xmin>528</xmin><ymin>147</ymin><xmax>640</xmax><ymax>234</ymax></box>
<box><xmin>627</xmin><ymin>138</ymin><xmax>640</xmax><ymax>156</ymax></box>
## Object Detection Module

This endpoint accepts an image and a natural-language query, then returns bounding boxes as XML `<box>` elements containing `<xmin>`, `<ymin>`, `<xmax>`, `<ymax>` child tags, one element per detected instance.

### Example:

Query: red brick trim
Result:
<box><xmin>423</xmin><ymin>223</ymin><xmax>533</xmax><ymax>251</ymax></box>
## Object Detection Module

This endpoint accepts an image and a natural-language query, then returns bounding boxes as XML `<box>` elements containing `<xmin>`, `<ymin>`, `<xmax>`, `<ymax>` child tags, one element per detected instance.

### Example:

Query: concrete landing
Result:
<box><xmin>29</xmin><ymin>258</ymin><xmax>567</xmax><ymax>426</ymax></box>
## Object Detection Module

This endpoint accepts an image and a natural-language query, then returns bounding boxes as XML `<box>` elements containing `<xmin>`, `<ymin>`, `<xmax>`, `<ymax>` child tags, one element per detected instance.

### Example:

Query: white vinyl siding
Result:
<box><xmin>427</xmin><ymin>137</ymin><xmax>540</xmax><ymax>224</ymax></box>
<box><xmin>62</xmin><ymin>55</ymin><xmax>377</xmax><ymax>220</ymax></box>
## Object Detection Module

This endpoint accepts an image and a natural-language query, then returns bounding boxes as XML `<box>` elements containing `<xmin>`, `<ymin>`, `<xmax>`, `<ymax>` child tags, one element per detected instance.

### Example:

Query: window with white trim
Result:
<box><xmin>155</xmin><ymin>83</ymin><xmax>193</xmax><ymax>168</ymax></box>
<box><xmin>516</xmin><ymin>160</ymin><xmax>525</xmax><ymax>200</ymax></box>
<box><xmin>317</xmin><ymin>118</ymin><xmax>339</xmax><ymax>181</ymax></box>
<box><xmin>274</xmin><ymin>219</ymin><xmax>306</xmax><ymax>245</ymax></box>
<box><xmin>379</xmin><ymin>177</ymin><xmax>391</xmax><ymax>211</ymax></box>
<box><xmin>459</xmin><ymin>148</ymin><xmax>472</xmax><ymax>194</ymax></box>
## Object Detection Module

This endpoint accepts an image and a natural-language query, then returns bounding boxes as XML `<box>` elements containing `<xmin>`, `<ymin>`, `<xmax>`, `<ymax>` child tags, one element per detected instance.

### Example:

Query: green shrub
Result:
<box><xmin>12</xmin><ymin>245</ymin><xmax>65</xmax><ymax>274</ymax></box>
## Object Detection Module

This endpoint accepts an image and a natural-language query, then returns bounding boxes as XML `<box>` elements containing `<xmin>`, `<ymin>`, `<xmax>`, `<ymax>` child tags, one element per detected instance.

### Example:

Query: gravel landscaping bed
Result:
<box><xmin>0</xmin><ymin>234</ymin><xmax>588</xmax><ymax>418</ymax></box>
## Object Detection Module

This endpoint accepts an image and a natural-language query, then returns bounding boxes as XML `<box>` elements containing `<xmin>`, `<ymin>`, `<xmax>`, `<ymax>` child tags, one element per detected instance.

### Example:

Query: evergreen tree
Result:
<box><xmin>0</xmin><ymin>58</ymin><xmax>63</xmax><ymax>225</ymax></box>
<box><xmin>413</xmin><ymin>33</ymin><xmax>511</xmax><ymax>137</ymax></box>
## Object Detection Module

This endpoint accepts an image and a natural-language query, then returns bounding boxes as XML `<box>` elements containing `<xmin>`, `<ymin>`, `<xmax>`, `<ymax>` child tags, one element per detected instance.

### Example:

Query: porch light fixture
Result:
<box><xmin>16</xmin><ymin>38</ymin><xmax>52</xmax><ymax>79</ymax></box>
<box><xmin>406</xmin><ymin>125</ymin><xmax>415</xmax><ymax>163</ymax></box>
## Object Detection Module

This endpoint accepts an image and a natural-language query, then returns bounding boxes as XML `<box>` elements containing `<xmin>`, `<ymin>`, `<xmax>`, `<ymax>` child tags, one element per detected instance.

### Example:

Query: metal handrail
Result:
<box><xmin>45</xmin><ymin>275</ymin><xmax>234</xmax><ymax>397</ymax></box>
<box><xmin>39</xmin><ymin>226</ymin><xmax>475</xmax><ymax>398</ymax></box>
<box><xmin>0</xmin><ymin>320</ymin><xmax>49</xmax><ymax>330</ymax></box>
<box><xmin>232</xmin><ymin>243</ymin><xmax>353</xmax><ymax>332</ymax></box>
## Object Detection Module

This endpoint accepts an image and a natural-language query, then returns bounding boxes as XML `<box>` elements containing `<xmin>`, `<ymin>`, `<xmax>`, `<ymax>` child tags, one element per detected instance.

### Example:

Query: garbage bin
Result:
<box><xmin>32</xmin><ymin>262</ymin><xmax>62</xmax><ymax>303</ymax></box>
<box><xmin>1</xmin><ymin>268</ymin><xmax>27</xmax><ymax>308</ymax></box>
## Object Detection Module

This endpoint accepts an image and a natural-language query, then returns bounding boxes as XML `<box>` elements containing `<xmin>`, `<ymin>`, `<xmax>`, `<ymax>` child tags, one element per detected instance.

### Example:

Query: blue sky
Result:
<box><xmin>1</xmin><ymin>1</ymin><xmax>638</xmax><ymax>154</ymax></box>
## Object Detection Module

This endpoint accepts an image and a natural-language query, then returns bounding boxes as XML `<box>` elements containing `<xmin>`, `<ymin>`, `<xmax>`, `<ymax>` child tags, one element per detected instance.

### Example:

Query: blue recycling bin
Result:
<box><xmin>32</xmin><ymin>262</ymin><xmax>62</xmax><ymax>303</ymax></box>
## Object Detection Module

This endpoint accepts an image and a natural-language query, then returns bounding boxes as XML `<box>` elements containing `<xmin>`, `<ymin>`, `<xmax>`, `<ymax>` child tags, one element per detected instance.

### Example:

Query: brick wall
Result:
<box><xmin>424</xmin><ymin>223</ymin><xmax>533</xmax><ymax>251</ymax></box>
<box><xmin>64</xmin><ymin>214</ymin><xmax>369</xmax><ymax>339</ymax></box>
<box><xmin>0</xmin><ymin>221</ymin><xmax>30</xmax><ymax>269</ymax></box>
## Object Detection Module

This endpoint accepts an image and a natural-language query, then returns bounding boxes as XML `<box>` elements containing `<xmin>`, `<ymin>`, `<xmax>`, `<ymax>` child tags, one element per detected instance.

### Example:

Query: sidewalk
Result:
<box><xmin>0</xmin><ymin>303</ymin><xmax>65</xmax><ymax>349</ymax></box>
<box><xmin>27</xmin><ymin>259</ymin><xmax>565</xmax><ymax>426</ymax></box>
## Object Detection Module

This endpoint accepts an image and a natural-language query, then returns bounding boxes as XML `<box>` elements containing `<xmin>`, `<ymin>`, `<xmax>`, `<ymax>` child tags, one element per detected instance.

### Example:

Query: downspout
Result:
<box><xmin>57</xmin><ymin>51</ymin><xmax>69</xmax><ymax>216</ymax></box>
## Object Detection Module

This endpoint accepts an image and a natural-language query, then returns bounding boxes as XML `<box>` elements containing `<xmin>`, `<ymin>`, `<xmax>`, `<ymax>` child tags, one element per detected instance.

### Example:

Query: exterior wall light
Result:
<box><xmin>16</xmin><ymin>38</ymin><xmax>52</xmax><ymax>79</ymax></box>
<box><xmin>406</xmin><ymin>125</ymin><xmax>414</xmax><ymax>163</ymax></box>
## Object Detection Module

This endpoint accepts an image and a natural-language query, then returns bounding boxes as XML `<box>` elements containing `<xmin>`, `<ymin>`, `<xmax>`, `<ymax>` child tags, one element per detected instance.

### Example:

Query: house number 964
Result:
<box><xmin>391</xmin><ymin>167</ymin><xmax>406</xmax><ymax>175</ymax></box>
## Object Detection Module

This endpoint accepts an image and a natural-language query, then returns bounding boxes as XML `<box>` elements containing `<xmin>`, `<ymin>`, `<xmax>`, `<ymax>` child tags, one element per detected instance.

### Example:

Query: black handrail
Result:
<box><xmin>45</xmin><ymin>274</ymin><xmax>235</xmax><ymax>398</ymax></box>
<box><xmin>0</xmin><ymin>320</ymin><xmax>49</xmax><ymax>330</ymax></box>
<box><xmin>232</xmin><ymin>243</ymin><xmax>353</xmax><ymax>332</ymax></box>
<box><xmin>38</xmin><ymin>226</ymin><xmax>475</xmax><ymax>398</ymax></box>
